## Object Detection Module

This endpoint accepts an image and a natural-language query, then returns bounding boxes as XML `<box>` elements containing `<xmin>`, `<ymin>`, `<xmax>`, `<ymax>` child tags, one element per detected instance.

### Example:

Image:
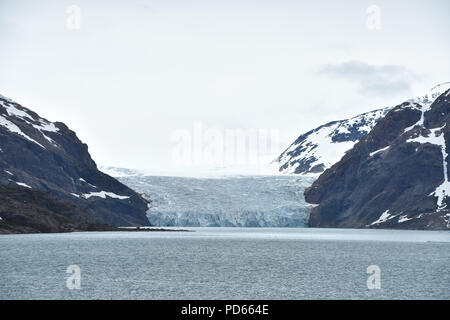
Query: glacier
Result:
<box><xmin>115</xmin><ymin>174</ymin><xmax>317</xmax><ymax>227</ymax></box>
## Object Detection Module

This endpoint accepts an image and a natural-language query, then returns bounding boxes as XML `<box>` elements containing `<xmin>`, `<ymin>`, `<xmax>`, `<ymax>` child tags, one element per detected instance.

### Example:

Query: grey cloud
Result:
<box><xmin>319</xmin><ymin>60</ymin><xmax>420</xmax><ymax>96</ymax></box>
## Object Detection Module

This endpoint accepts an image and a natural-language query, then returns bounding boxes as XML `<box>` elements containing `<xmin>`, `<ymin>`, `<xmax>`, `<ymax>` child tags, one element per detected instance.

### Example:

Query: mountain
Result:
<box><xmin>0</xmin><ymin>184</ymin><xmax>116</xmax><ymax>234</ymax></box>
<box><xmin>276</xmin><ymin>108</ymin><xmax>390</xmax><ymax>175</ymax></box>
<box><xmin>304</xmin><ymin>83</ymin><xmax>450</xmax><ymax>230</ymax></box>
<box><xmin>0</xmin><ymin>94</ymin><xmax>150</xmax><ymax>233</ymax></box>
<box><xmin>276</xmin><ymin>84</ymin><xmax>450</xmax><ymax>175</ymax></box>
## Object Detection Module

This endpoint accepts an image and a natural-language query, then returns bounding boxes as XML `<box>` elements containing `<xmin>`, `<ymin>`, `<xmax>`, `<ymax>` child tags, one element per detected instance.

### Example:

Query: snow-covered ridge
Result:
<box><xmin>402</xmin><ymin>83</ymin><xmax>450</xmax><ymax>134</ymax></box>
<box><xmin>0</xmin><ymin>114</ymin><xmax>45</xmax><ymax>148</ymax></box>
<box><xmin>277</xmin><ymin>107</ymin><xmax>390</xmax><ymax>175</ymax></box>
<box><xmin>277</xmin><ymin>83</ymin><xmax>450</xmax><ymax>175</ymax></box>
<box><xmin>0</xmin><ymin>95</ymin><xmax>60</xmax><ymax>149</ymax></box>
<box><xmin>0</xmin><ymin>94</ymin><xmax>13</xmax><ymax>103</ymax></box>
<box><xmin>408</xmin><ymin>82</ymin><xmax>450</xmax><ymax>109</ymax></box>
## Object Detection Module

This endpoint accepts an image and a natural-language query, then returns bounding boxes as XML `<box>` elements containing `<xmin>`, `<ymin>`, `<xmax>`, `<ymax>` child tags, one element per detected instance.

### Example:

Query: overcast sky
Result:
<box><xmin>1</xmin><ymin>0</ymin><xmax>449</xmax><ymax>175</ymax></box>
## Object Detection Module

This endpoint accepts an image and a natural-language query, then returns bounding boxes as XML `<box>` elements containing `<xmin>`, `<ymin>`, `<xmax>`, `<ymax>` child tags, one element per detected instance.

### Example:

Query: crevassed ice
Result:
<box><xmin>117</xmin><ymin>175</ymin><xmax>316</xmax><ymax>227</ymax></box>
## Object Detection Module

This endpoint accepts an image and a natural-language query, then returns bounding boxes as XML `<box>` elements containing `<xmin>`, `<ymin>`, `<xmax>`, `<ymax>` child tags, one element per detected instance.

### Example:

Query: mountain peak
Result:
<box><xmin>276</xmin><ymin>108</ymin><xmax>390</xmax><ymax>175</ymax></box>
<box><xmin>407</xmin><ymin>82</ymin><xmax>450</xmax><ymax>110</ymax></box>
<box><xmin>1</xmin><ymin>94</ymin><xmax>150</xmax><ymax>232</ymax></box>
<box><xmin>429</xmin><ymin>82</ymin><xmax>450</xmax><ymax>94</ymax></box>
<box><xmin>305</xmin><ymin>87</ymin><xmax>450</xmax><ymax>230</ymax></box>
<box><xmin>277</xmin><ymin>83</ymin><xmax>449</xmax><ymax>176</ymax></box>
<box><xmin>0</xmin><ymin>94</ymin><xmax>13</xmax><ymax>103</ymax></box>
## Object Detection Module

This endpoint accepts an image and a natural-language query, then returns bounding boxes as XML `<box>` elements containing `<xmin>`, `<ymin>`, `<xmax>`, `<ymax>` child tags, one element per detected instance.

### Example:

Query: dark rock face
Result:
<box><xmin>0</xmin><ymin>95</ymin><xmax>150</xmax><ymax>229</ymax></box>
<box><xmin>276</xmin><ymin>108</ymin><xmax>390</xmax><ymax>175</ymax></box>
<box><xmin>0</xmin><ymin>184</ymin><xmax>117</xmax><ymax>234</ymax></box>
<box><xmin>304</xmin><ymin>89</ymin><xmax>450</xmax><ymax>230</ymax></box>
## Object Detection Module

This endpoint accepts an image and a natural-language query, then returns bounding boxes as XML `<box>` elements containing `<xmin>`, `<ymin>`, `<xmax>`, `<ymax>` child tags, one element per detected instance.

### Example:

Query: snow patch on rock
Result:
<box><xmin>370</xmin><ymin>210</ymin><xmax>395</xmax><ymax>225</ymax></box>
<box><xmin>82</xmin><ymin>191</ymin><xmax>130</xmax><ymax>200</ymax></box>
<box><xmin>0</xmin><ymin>115</ymin><xmax>45</xmax><ymax>148</ymax></box>
<box><xmin>370</xmin><ymin>146</ymin><xmax>390</xmax><ymax>157</ymax></box>
<box><xmin>408</xmin><ymin>126</ymin><xmax>449</xmax><ymax>209</ymax></box>
<box><xmin>398</xmin><ymin>215</ymin><xmax>413</xmax><ymax>223</ymax></box>
<box><xmin>3</xmin><ymin>103</ymin><xmax>34</xmax><ymax>121</ymax></box>
<box><xmin>16</xmin><ymin>182</ymin><xmax>32</xmax><ymax>189</ymax></box>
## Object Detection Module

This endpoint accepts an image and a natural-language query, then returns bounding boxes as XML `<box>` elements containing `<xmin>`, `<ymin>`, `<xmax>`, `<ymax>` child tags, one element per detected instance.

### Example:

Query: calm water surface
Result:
<box><xmin>0</xmin><ymin>228</ymin><xmax>449</xmax><ymax>299</ymax></box>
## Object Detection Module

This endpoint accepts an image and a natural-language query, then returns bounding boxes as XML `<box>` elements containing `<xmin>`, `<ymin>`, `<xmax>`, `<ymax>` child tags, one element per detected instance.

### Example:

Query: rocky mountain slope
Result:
<box><xmin>0</xmin><ymin>184</ymin><xmax>116</xmax><ymax>234</ymax></box>
<box><xmin>0</xmin><ymin>94</ymin><xmax>150</xmax><ymax>233</ymax></box>
<box><xmin>304</xmin><ymin>84</ymin><xmax>450</xmax><ymax>230</ymax></box>
<box><xmin>276</xmin><ymin>83</ymin><xmax>450</xmax><ymax>175</ymax></box>
<box><xmin>276</xmin><ymin>108</ymin><xmax>390</xmax><ymax>174</ymax></box>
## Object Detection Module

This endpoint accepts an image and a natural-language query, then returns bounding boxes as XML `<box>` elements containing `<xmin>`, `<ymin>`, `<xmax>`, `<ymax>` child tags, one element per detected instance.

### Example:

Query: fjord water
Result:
<box><xmin>1</xmin><ymin>228</ymin><xmax>449</xmax><ymax>299</ymax></box>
